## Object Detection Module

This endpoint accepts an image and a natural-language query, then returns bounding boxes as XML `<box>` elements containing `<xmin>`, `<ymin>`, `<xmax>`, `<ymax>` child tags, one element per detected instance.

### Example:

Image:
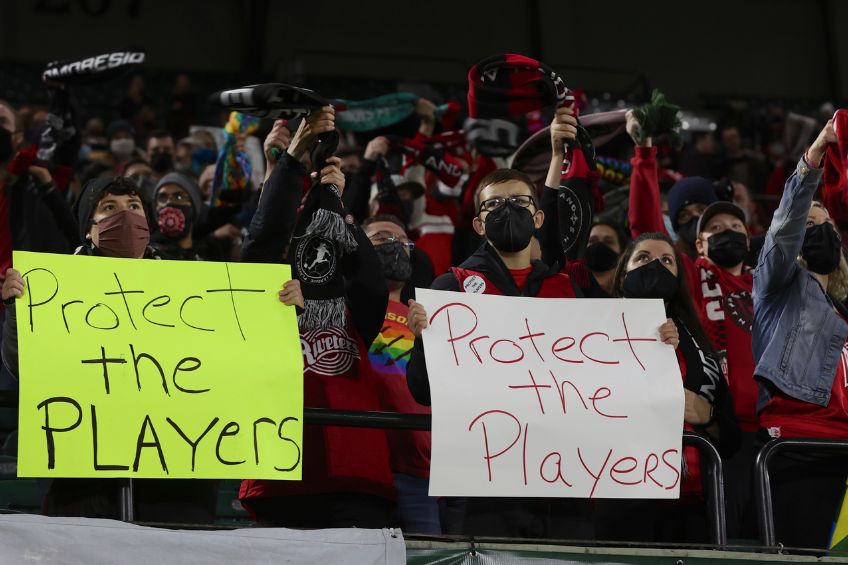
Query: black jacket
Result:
<box><xmin>240</xmin><ymin>153</ymin><xmax>387</xmax><ymax>347</ymax></box>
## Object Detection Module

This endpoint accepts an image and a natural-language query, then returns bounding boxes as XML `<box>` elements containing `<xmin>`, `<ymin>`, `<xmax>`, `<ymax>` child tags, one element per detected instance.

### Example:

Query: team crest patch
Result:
<box><xmin>301</xmin><ymin>326</ymin><xmax>360</xmax><ymax>376</ymax></box>
<box><xmin>724</xmin><ymin>290</ymin><xmax>753</xmax><ymax>333</ymax></box>
<box><xmin>296</xmin><ymin>234</ymin><xmax>338</xmax><ymax>285</ymax></box>
<box><xmin>463</xmin><ymin>275</ymin><xmax>486</xmax><ymax>294</ymax></box>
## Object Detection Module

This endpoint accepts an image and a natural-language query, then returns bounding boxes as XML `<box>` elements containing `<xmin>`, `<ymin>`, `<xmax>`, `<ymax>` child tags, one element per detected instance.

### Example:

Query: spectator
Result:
<box><xmin>679</xmin><ymin>130</ymin><xmax>722</xmax><ymax>180</ymax></box>
<box><xmin>362</xmin><ymin>214</ymin><xmax>440</xmax><ymax>534</ymax></box>
<box><xmin>118</xmin><ymin>74</ymin><xmax>156</xmax><ymax>138</ymax></box>
<box><xmin>146</xmin><ymin>129</ymin><xmax>176</xmax><ymax>180</ymax></box>
<box><xmin>753</xmin><ymin>119</ymin><xmax>848</xmax><ymax>550</ymax></box>
<box><xmin>167</xmin><ymin>73</ymin><xmax>197</xmax><ymax>139</ymax></box>
<box><xmin>405</xmin><ymin>161</ymin><xmax>595</xmax><ymax>539</ymax></box>
<box><xmin>107</xmin><ymin>119</ymin><xmax>141</xmax><ymax>164</ymax></box>
<box><xmin>3</xmin><ymin>176</ymin><xmax>216</xmax><ymax>523</ymax></box>
<box><xmin>595</xmin><ymin>231</ymin><xmax>740</xmax><ymax>543</ymax></box>
<box><xmin>239</xmin><ymin>110</ymin><xmax>395</xmax><ymax>528</ymax></box>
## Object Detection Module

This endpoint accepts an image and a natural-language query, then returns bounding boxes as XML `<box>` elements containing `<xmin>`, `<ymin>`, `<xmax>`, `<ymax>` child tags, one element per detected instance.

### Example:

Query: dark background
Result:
<box><xmin>1</xmin><ymin>0</ymin><xmax>846</xmax><ymax>119</ymax></box>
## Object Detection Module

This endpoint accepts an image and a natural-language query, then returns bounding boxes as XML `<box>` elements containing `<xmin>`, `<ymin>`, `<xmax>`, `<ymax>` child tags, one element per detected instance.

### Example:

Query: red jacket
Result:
<box><xmin>240</xmin><ymin>321</ymin><xmax>395</xmax><ymax>509</ymax></box>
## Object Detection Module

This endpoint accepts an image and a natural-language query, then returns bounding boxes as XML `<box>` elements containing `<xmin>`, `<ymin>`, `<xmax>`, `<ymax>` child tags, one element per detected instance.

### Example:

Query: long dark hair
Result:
<box><xmin>612</xmin><ymin>231</ymin><xmax>715</xmax><ymax>355</ymax></box>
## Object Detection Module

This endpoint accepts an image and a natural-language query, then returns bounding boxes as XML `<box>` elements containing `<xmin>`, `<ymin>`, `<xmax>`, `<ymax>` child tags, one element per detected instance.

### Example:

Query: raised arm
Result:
<box><xmin>626</xmin><ymin>110</ymin><xmax>668</xmax><ymax>238</ymax></box>
<box><xmin>342</xmin><ymin>136</ymin><xmax>385</xmax><ymax>223</ymax></box>
<box><xmin>241</xmin><ymin>109</ymin><xmax>334</xmax><ymax>263</ymax></box>
<box><xmin>539</xmin><ymin>107</ymin><xmax>590</xmax><ymax>266</ymax></box>
<box><xmin>754</xmin><ymin>121</ymin><xmax>832</xmax><ymax>295</ymax></box>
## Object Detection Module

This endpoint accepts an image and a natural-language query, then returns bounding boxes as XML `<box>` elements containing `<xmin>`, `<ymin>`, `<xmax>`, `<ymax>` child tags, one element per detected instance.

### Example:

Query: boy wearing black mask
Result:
<box><xmin>404</xmin><ymin>168</ymin><xmax>591</xmax><ymax>540</ymax></box>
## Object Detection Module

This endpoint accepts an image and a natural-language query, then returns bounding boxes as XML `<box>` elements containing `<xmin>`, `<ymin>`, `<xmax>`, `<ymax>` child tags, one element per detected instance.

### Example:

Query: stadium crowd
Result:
<box><xmin>1</xmin><ymin>51</ymin><xmax>848</xmax><ymax>551</ymax></box>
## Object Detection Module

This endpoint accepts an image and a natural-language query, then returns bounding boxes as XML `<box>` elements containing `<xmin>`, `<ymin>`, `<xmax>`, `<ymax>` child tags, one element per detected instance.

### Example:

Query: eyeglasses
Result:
<box><xmin>369</xmin><ymin>234</ymin><xmax>415</xmax><ymax>250</ymax></box>
<box><xmin>156</xmin><ymin>191</ymin><xmax>189</xmax><ymax>205</ymax></box>
<box><xmin>479</xmin><ymin>194</ymin><xmax>535</xmax><ymax>213</ymax></box>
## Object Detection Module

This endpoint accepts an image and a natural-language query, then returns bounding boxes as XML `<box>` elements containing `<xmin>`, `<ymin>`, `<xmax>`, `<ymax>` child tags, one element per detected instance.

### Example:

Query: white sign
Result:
<box><xmin>418</xmin><ymin>290</ymin><xmax>684</xmax><ymax>499</ymax></box>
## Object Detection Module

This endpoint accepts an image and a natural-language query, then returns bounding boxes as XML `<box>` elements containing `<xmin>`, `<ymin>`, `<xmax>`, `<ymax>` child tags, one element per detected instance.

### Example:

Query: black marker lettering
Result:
<box><xmin>91</xmin><ymin>404</ymin><xmax>129</xmax><ymax>470</ymax></box>
<box><xmin>81</xmin><ymin>346</ymin><xmax>127</xmax><ymax>394</ymax></box>
<box><xmin>166</xmin><ymin>417</ymin><xmax>218</xmax><ymax>472</ymax></box>
<box><xmin>142</xmin><ymin>295</ymin><xmax>174</xmax><ymax>328</ymax></box>
<box><xmin>133</xmin><ymin>415</ymin><xmax>168</xmax><ymax>473</ymax></box>
<box><xmin>37</xmin><ymin>397</ymin><xmax>82</xmax><ymax>470</ymax></box>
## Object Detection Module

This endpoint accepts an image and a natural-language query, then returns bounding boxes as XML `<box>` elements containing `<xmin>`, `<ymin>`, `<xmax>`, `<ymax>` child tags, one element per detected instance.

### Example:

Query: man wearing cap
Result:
<box><xmin>627</xmin><ymin>109</ymin><xmax>758</xmax><ymax>539</ymax></box>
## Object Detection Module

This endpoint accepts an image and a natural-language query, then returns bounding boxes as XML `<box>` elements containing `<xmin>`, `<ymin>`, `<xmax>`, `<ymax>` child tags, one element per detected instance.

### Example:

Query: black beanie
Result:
<box><xmin>153</xmin><ymin>172</ymin><xmax>203</xmax><ymax>218</ymax></box>
<box><xmin>75</xmin><ymin>177</ymin><xmax>152</xmax><ymax>240</ymax></box>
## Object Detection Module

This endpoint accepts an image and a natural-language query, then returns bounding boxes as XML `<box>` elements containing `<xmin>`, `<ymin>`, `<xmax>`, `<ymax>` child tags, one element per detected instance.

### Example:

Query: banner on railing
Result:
<box><xmin>418</xmin><ymin>290</ymin><xmax>683</xmax><ymax>498</ymax></box>
<box><xmin>14</xmin><ymin>251</ymin><xmax>303</xmax><ymax>480</ymax></box>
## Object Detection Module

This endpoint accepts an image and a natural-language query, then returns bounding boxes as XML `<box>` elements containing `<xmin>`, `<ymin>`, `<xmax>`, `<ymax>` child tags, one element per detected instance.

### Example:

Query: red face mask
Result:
<box><xmin>93</xmin><ymin>209</ymin><xmax>150</xmax><ymax>258</ymax></box>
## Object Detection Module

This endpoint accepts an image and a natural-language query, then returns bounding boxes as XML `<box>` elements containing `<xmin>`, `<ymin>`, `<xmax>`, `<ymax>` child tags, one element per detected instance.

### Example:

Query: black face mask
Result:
<box><xmin>623</xmin><ymin>259</ymin><xmax>679</xmax><ymax>300</ymax></box>
<box><xmin>585</xmin><ymin>242</ymin><xmax>620</xmax><ymax>272</ymax></box>
<box><xmin>706</xmin><ymin>229</ymin><xmax>748</xmax><ymax>268</ymax></box>
<box><xmin>484</xmin><ymin>201</ymin><xmax>536</xmax><ymax>253</ymax></box>
<box><xmin>154</xmin><ymin>204</ymin><xmax>194</xmax><ymax>240</ymax></box>
<box><xmin>802</xmin><ymin>223</ymin><xmax>843</xmax><ymax>275</ymax></box>
<box><xmin>0</xmin><ymin>128</ymin><xmax>13</xmax><ymax>163</ymax></box>
<box><xmin>150</xmin><ymin>151</ymin><xmax>174</xmax><ymax>173</ymax></box>
<box><xmin>374</xmin><ymin>241</ymin><xmax>411</xmax><ymax>282</ymax></box>
<box><xmin>679</xmin><ymin>218</ymin><xmax>699</xmax><ymax>247</ymax></box>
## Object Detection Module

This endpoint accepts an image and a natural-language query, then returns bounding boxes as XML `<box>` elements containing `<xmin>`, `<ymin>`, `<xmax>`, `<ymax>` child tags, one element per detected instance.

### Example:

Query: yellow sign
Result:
<box><xmin>13</xmin><ymin>251</ymin><xmax>303</xmax><ymax>480</ymax></box>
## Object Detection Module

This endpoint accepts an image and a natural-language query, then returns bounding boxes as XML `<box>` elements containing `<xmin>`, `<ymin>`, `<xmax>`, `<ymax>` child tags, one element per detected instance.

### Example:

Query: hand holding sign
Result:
<box><xmin>407</xmin><ymin>299</ymin><xmax>428</xmax><ymax>338</ymax></box>
<box><xmin>278</xmin><ymin>279</ymin><xmax>304</xmax><ymax>309</ymax></box>
<box><xmin>2</xmin><ymin>268</ymin><xmax>23</xmax><ymax>301</ymax></box>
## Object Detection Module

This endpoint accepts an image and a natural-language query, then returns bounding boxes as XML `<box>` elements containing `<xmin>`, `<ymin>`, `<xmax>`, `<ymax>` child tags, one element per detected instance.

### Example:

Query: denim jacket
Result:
<box><xmin>753</xmin><ymin>158</ymin><xmax>848</xmax><ymax>408</ymax></box>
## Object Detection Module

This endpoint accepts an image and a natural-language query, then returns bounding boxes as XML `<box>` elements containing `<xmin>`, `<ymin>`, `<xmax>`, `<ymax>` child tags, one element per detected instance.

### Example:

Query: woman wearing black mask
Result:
<box><xmin>626</xmin><ymin>108</ymin><xmax>758</xmax><ymax>539</ymax></box>
<box><xmin>753</xmin><ymin>119</ymin><xmax>848</xmax><ymax>550</ymax></box>
<box><xmin>594</xmin><ymin>231</ymin><xmax>741</xmax><ymax>543</ymax></box>
<box><xmin>569</xmin><ymin>222</ymin><xmax>629</xmax><ymax>297</ymax></box>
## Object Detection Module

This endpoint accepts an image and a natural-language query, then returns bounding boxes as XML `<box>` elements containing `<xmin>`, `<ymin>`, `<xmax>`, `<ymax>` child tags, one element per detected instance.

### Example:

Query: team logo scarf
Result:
<box><xmin>288</xmin><ymin>130</ymin><xmax>361</xmax><ymax>330</ymax></box>
<box><xmin>467</xmin><ymin>53</ymin><xmax>597</xmax><ymax>260</ymax></box>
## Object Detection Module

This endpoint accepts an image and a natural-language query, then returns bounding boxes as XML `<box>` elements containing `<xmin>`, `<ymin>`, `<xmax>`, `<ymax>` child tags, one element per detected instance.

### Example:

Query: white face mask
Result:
<box><xmin>110</xmin><ymin>138</ymin><xmax>136</xmax><ymax>159</ymax></box>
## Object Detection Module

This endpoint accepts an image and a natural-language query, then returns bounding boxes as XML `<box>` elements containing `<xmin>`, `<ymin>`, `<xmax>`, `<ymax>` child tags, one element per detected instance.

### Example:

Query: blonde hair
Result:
<box><xmin>799</xmin><ymin>201</ymin><xmax>848</xmax><ymax>301</ymax></box>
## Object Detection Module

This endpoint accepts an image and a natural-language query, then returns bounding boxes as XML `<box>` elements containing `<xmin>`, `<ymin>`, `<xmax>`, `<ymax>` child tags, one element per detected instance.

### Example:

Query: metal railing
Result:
<box><xmin>119</xmin><ymin>408</ymin><xmax>727</xmax><ymax>545</ymax></box>
<box><xmin>754</xmin><ymin>437</ymin><xmax>848</xmax><ymax>548</ymax></box>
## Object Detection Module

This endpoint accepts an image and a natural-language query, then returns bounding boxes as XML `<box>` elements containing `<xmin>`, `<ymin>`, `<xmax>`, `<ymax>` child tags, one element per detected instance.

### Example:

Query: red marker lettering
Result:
<box><xmin>539</xmin><ymin>451</ymin><xmax>573</xmax><ymax>487</ymax></box>
<box><xmin>551</xmin><ymin>336</ymin><xmax>582</xmax><ymax>363</ymax></box>
<box><xmin>589</xmin><ymin>387</ymin><xmax>628</xmax><ymax>419</ymax></box>
<box><xmin>518</xmin><ymin>318</ymin><xmax>546</xmax><ymax>362</ymax></box>
<box><xmin>578</xmin><ymin>447</ymin><xmax>613</xmax><ymax>498</ymax></box>
<box><xmin>489</xmin><ymin>339</ymin><xmax>525</xmax><ymax>364</ymax></box>
<box><xmin>643</xmin><ymin>453</ymin><xmax>662</xmax><ymax>488</ymax></box>
<box><xmin>609</xmin><ymin>456</ymin><xmax>640</xmax><ymax>486</ymax></box>
<box><xmin>661</xmin><ymin>448</ymin><xmax>681</xmax><ymax>490</ymax></box>
<box><xmin>508</xmin><ymin>370</ymin><xmax>551</xmax><ymax>415</ymax></box>
<box><xmin>611</xmin><ymin>311</ymin><xmax>657</xmax><ymax>371</ymax></box>
<box><xmin>579</xmin><ymin>332</ymin><xmax>619</xmax><ymax>365</ymax></box>
<box><xmin>429</xmin><ymin>302</ymin><xmax>479</xmax><ymax>367</ymax></box>
<box><xmin>467</xmin><ymin>410</ymin><xmax>522</xmax><ymax>482</ymax></box>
